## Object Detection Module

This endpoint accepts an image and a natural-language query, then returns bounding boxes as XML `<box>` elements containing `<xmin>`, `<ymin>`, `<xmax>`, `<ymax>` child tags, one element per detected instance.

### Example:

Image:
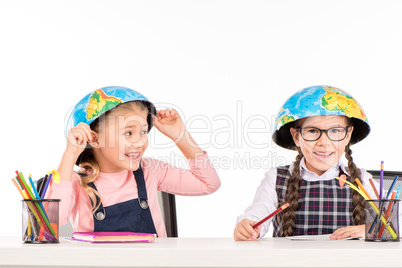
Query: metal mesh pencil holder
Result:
<box><xmin>22</xmin><ymin>199</ymin><xmax>60</xmax><ymax>243</ymax></box>
<box><xmin>365</xmin><ymin>199</ymin><xmax>400</xmax><ymax>242</ymax></box>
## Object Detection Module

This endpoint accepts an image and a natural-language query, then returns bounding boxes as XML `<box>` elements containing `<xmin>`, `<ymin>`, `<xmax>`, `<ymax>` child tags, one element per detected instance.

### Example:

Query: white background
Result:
<box><xmin>1</xmin><ymin>0</ymin><xmax>401</xmax><ymax>238</ymax></box>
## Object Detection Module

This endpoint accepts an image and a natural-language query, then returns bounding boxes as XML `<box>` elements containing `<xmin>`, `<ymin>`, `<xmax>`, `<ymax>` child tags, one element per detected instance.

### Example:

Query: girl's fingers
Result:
<box><xmin>243</xmin><ymin>222</ymin><xmax>258</xmax><ymax>238</ymax></box>
<box><xmin>236</xmin><ymin>226</ymin><xmax>258</xmax><ymax>241</ymax></box>
<box><xmin>234</xmin><ymin>219</ymin><xmax>260</xmax><ymax>241</ymax></box>
<box><xmin>73</xmin><ymin>130</ymin><xmax>87</xmax><ymax>145</ymax></box>
<box><xmin>234</xmin><ymin>224</ymin><xmax>251</xmax><ymax>241</ymax></box>
<box><xmin>254</xmin><ymin>225</ymin><xmax>262</xmax><ymax>236</ymax></box>
<box><xmin>237</xmin><ymin>227</ymin><xmax>251</xmax><ymax>238</ymax></box>
<box><xmin>330</xmin><ymin>225</ymin><xmax>364</xmax><ymax>239</ymax></box>
<box><xmin>157</xmin><ymin>110</ymin><xmax>166</xmax><ymax>118</ymax></box>
<box><xmin>69</xmin><ymin>127</ymin><xmax>90</xmax><ymax>146</ymax></box>
<box><xmin>65</xmin><ymin>123</ymin><xmax>94</xmax><ymax>155</ymax></box>
<box><xmin>76</xmin><ymin>123</ymin><xmax>93</xmax><ymax>141</ymax></box>
<box><xmin>234</xmin><ymin>231</ymin><xmax>251</xmax><ymax>241</ymax></box>
<box><xmin>156</xmin><ymin>109</ymin><xmax>176</xmax><ymax>119</ymax></box>
<box><xmin>170</xmin><ymin>109</ymin><xmax>181</xmax><ymax>120</ymax></box>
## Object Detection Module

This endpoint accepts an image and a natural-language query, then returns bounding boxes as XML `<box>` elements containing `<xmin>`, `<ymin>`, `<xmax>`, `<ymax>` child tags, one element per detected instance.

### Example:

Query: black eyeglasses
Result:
<box><xmin>298</xmin><ymin>127</ymin><xmax>349</xmax><ymax>141</ymax></box>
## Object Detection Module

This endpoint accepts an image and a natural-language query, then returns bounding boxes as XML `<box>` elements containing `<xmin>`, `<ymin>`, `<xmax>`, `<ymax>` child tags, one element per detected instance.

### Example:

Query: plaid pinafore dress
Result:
<box><xmin>272</xmin><ymin>166</ymin><xmax>355</xmax><ymax>237</ymax></box>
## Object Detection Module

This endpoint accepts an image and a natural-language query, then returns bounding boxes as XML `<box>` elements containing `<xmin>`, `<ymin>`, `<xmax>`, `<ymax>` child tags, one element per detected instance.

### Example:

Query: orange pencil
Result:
<box><xmin>12</xmin><ymin>178</ymin><xmax>24</xmax><ymax>198</ymax></box>
<box><xmin>378</xmin><ymin>191</ymin><xmax>397</xmax><ymax>237</ymax></box>
<box><xmin>252</xmin><ymin>203</ymin><xmax>290</xmax><ymax>229</ymax></box>
<box><xmin>355</xmin><ymin>178</ymin><xmax>372</xmax><ymax>200</ymax></box>
<box><xmin>369</xmin><ymin>178</ymin><xmax>380</xmax><ymax>199</ymax></box>
<box><xmin>12</xmin><ymin>178</ymin><xmax>42</xmax><ymax>224</ymax></box>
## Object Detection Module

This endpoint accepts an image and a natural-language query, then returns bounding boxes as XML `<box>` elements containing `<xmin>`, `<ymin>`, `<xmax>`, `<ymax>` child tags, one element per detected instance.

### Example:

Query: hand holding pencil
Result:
<box><xmin>234</xmin><ymin>203</ymin><xmax>289</xmax><ymax>241</ymax></box>
<box><xmin>234</xmin><ymin>218</ymin><xmax>262</xmax><ymax>241</ymax></box>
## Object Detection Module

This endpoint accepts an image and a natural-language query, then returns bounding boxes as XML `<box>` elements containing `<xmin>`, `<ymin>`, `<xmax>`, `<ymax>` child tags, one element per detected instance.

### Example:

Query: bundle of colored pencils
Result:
<box><xmin>12</xmin><ymin>170</ymin><xmax>60</xmax><ymax>243</ymax></box>
<box><xmin>337</xmin><ymin>161</ymin><xmax>400</xmax><ymax>241</ymax></box>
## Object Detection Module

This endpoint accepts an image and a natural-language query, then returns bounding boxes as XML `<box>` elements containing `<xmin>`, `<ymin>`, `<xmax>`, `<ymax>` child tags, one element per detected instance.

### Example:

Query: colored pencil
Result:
<box><xmin>335</xmin><ymin>177</ymin><xmax>398</xmax><ymax>239</ymax></box>
<box><xmin>386</xmin><ymin>176</ymin><xmax>399</xmax><ymax>199</ymax></box>
<box><xmin>355</xmin><ymin>178</ymin><xmax>372</xmax><ymax>200</ymax></box>
<box><xmin>378</xmin><ymin>191</ymin><xmax>397</xmax><ymax>237</ymax></box>
<box><xmin>28</xmin><ymin>210</ymin><xmax>39</xmax><ymax>241</ymax></box>
<box><xmin>37</xmin><ymin>174</ymin><xmax>48</xmax><ymax>197</ymax></box>
<box><xmin>29</xmin><ymin>175</ymin><xmax>41</xmax><ymax>199</ymax></box>
<box><xmin>369</xmin><ymin>178</ymin><xmax>380</xmax><ymax>199</ymax></box>
<box><xmin>252</xmin><ymin>203</ymin><xmax>290</xmax><ymax>229</ymax></box>
<box><xmin>41</xmin><ymin>173</ymin><xmax>53</xmax><ymax>199</ymax></box>
<box><xmin>11</xmin><ymin>178</ymin><xmax>24</xmax><ymax>197</ymax></box>
<box><xmin>376</xmin><ymin>165</ymin><xmax>388</xmax><ymax>234</ymax></box>
<box><xmin>12</xmin><ymin>171</ymin><xmax>59</xmax><ymax>242</ymax></box>
<box><xmin>380</xmin><ymin>161</ymin><xmax>384</xmax><ymax>199</ymax></box>
<box><xmin>15</xmin><ymin>171</ymin><xmax>56</xmax><ymax>238</ymax></box>
<box><xmin>396</xmin><ymin>185</ymin><xmax>401</xmax><ymax>199</ymax></box>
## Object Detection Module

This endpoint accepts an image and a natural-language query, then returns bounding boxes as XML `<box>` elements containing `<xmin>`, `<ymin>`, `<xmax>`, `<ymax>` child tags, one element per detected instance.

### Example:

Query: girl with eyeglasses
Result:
<box><xmin>234</xmin><ymin>85</ymin><xmax>381</xmax><ymax>240</ymax></box>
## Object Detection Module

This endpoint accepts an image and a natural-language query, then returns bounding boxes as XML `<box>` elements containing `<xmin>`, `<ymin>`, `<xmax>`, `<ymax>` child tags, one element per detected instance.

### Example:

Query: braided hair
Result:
<box><xmin>279</xmin><ymin>118</ymin><xmax>365</xmax><ymax>236</ymax></box>
<box><xmin>280</xmin><ymin>147</ymin><xmax>303</xmax><ymax>237</ymax></box>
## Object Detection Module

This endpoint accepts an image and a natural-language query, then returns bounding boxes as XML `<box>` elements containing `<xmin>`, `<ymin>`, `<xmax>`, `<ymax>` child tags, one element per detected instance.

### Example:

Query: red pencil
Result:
<box><xmin>252</xmin><ymin>203</ymin><xmax>290</xmax><ymax>229</ymax></box>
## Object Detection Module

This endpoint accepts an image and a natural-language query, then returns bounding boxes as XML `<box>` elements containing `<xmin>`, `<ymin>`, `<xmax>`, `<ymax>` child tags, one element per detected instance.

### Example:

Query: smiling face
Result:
<box><xmin>92</xmin><ymin>103</ymin><xmax>149</xmax><ymax>173</ymax></box>
<box><xmin>290</xmin><ymin>115</ymin><xmax>353</xmax><ymax>176</ymax></box>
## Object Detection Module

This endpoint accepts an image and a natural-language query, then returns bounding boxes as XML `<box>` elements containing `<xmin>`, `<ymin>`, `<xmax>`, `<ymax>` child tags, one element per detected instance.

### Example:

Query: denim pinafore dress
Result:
<box><xmin>88</xmin><ymin>165</ymin><xmax>157</xmax><ymax>235</ymax></box>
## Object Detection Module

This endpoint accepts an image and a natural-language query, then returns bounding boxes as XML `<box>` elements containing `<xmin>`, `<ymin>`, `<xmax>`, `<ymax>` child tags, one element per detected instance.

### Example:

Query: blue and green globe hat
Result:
<box><xmin>272</xmin><ymin>85</ymin><xmax>370</xmax><ymax>150</ymax></box>
<box><xmin>68</xmin><ymin>86</ymin><xmax>156</xmax><ymax>132</ymax></box>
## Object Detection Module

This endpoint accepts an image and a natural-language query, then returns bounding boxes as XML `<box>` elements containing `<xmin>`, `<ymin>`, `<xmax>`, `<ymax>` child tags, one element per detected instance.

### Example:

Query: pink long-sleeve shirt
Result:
<box><xmin>50</xmin><ymin>152</ymin><xmax>220</xmax><ymax>237</ymax></box>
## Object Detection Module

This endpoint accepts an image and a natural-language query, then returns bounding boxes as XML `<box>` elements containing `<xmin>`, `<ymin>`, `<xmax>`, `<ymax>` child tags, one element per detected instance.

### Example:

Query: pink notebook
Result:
<box><xmin>72</xmin><ymin>232</ymin><xmax>156</xmax><ymax>243</ymax></box>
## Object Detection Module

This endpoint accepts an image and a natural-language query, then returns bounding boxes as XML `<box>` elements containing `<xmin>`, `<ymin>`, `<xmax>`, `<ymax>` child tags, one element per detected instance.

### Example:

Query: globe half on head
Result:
<box><xmin>272</xmin><ymin>85</ymin><xmax>370</xmax><ymax>150</ymax></box>
<box><xmin>66</xmin><ymin>86</ymin><xmax>156</xmax><ymax>134</ymax></box>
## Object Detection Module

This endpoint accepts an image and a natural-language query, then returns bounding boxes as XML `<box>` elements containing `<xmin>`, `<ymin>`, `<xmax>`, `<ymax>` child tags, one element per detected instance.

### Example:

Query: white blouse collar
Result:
<box><xmin>289</xmin><ymin>157</ymin><xmax>349</xmax><ymax>182</ymax></box>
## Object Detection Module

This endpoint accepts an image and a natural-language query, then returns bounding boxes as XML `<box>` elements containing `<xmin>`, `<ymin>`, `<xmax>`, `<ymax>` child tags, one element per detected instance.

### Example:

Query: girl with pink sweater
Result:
<box><xmin>51</xmin><ymin>86</ymin><xmax>220</xmax><ymax>237</ymax></box>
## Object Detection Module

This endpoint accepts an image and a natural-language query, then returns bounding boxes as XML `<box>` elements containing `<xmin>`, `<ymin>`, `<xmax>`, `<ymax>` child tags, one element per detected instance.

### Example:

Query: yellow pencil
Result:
<box><xmin>336</xmin><ymin>177</ymin><xmax>398</xmax><ymax>239</ymax></box>
<box><xmin>27</xmin><ymin>216</ymin><xmax>32</xmax><ymax>238</ymax></box>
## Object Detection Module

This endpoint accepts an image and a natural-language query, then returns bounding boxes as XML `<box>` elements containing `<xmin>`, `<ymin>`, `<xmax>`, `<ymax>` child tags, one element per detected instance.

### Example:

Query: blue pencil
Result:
<box><xmin>368</xmin><ymin>184</ymin><xmax>402</xmax><ymax>235</ymax></box>
<box><xmin>29</xmin><ymin>175</ymin><xmax>40</xmax><ymax>199</ymax></box>
<box><xmin>40</xmin><ymin>173</ymin><xmax>53</xmax><ymax>199</ymax></box>
<box><xmin>382</xmin><ymin>185</ymin><xmax>401</xmax><ymax>235</ymax></box>
<box><xmin>386</xmin><ymin>176</ymin><xmax>399</xmax><ymax>200</ymax></box>
<box><xmin>29</xmin><ymin>175</ymin><xmax>50</xmax><ymax>222</ymax></box>
<box><xmin>393</xmin><ymin>185</ymin><xmax>401</xmax><ymax>201</ymax></box>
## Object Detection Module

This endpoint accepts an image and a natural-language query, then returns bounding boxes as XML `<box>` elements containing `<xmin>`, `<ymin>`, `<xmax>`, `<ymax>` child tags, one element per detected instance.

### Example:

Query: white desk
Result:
<box><xmin>0</xmin><ymin>236</ymin><xmax>401</xmax><ymax>268</ymax></box>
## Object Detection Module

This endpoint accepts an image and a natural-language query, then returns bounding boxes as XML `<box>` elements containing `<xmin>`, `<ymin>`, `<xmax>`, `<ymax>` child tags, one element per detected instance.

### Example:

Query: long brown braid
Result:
<box><xmin>280</xmin><ymin>147</ymin><xmax>303</xmax><ymax>237</ymax></box>
<box><xmin>280</xmin><ymin>119</ymin><xmax>365</xmax><ymax>236</ymax></box>
<box><xmin>344</xmin><ymin>144</ymin><xmax>366</xmax><ymax>224</ymax></box>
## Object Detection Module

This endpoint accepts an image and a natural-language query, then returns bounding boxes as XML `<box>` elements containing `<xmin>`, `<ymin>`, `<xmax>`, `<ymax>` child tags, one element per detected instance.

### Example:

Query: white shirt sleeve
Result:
<box><xmin>236</xmin><ymin>167</ymin><xmax>279</xmax><ymax>238</ymax></box>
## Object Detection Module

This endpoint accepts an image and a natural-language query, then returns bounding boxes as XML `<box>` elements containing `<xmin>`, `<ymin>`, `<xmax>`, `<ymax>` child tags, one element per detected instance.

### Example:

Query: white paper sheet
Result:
<box><xmin>284</xmin><ymin>234</ymin><xmax>360</xmax><ymax>240</ymax></box>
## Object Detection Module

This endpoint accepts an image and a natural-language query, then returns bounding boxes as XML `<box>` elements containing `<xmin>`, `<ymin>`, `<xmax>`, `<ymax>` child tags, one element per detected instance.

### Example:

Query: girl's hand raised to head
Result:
<box><xmin>153</xmin><ymin>108</ymin><xmax>204</xmax><ymax>159</ymax></box>
<box><xmin>153</xmin><ymin>109</ymin><xmax>186</xmax><ymax>142</ymax></box>
<box><xmin>234</xmin><ymin>219</ymin><xmax>262</xmax><ymax>241</ymax></box>
<box><xmin>66</xmin><ymin>122</ymin><xmax>96</xmax><ymax>156</ymax></box>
